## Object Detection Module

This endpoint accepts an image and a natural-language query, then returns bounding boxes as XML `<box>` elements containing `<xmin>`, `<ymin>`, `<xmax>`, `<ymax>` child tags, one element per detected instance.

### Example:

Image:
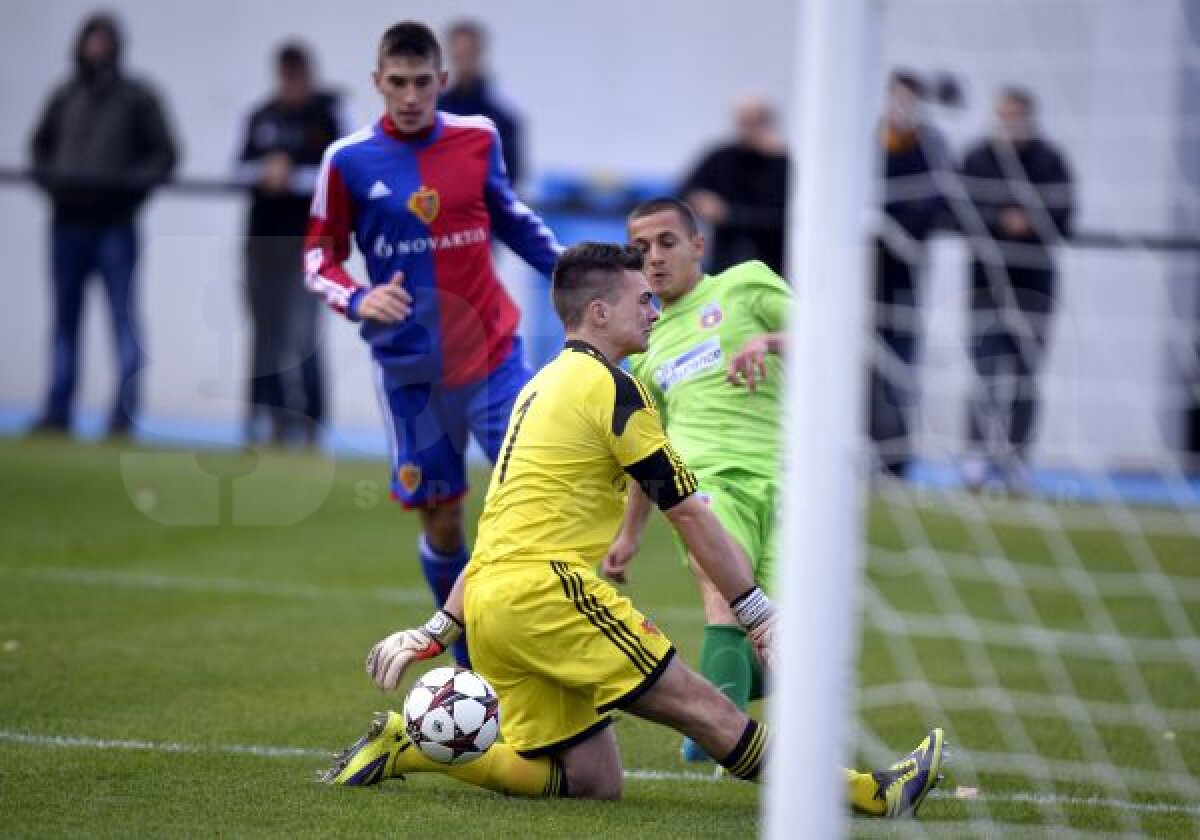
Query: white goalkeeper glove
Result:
<box><xmin>731</xmin><ymin>586</ymin><xmax>776</xmax><ymax>670</ymax></box>
<box><xmin>364</xmin><ymin>609</ymin><xmax>463</xmax><ymax>691</ymax></box>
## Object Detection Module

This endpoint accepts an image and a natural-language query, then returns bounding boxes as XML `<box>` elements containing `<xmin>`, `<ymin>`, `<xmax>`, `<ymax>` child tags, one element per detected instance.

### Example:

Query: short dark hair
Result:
<box><xmin>378</xmin><ymin>22</ymin><xmax>442</xmax><ymax>68</ymax></box>
<box><xmin>627</xmin><ymin>197</ymin><xmax>700</xmax><ymax>237</ymax></box>
<box><xmin>1000</xmin><ymin>85</ymin><xmax>1036</xmax><ymax>114</ymax></box>
<box><xmin>277</xmin><ymin>41</ymin><xmax>312</xmax><ymax>74</ymax></box>
<box><xmin>552</xmin><ymin>243</ymin><xmax>644</xmax><ymax>329</ymax></box>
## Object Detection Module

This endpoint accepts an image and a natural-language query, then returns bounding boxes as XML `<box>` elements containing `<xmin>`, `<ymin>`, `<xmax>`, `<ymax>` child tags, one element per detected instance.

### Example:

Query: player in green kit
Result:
<box><xmin>604</xmin><ymin>197</ymin><xmax>787</xmax><ymax>763</ymax></box>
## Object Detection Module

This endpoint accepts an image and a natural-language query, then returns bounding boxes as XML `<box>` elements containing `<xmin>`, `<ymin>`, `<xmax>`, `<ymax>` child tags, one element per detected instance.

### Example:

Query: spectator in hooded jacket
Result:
<box><xmin>29</xmin><ymin>12</ymin><xmax>178</xmax><ymax>438</ymax></box>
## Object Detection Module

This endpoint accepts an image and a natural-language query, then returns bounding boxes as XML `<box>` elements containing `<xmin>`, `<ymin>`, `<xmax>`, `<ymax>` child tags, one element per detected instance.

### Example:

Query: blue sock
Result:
<box><xmin>418</xmin><ymin>534</ymin><xmax>471</xmax><ymax>667</ymax></box>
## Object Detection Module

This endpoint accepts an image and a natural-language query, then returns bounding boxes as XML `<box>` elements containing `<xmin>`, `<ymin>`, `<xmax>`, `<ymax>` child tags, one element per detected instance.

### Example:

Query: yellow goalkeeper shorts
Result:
<box><xmin>463</xmin><ymin>558</ymin><xmax>675</xmax><ymax>757</ymax></box>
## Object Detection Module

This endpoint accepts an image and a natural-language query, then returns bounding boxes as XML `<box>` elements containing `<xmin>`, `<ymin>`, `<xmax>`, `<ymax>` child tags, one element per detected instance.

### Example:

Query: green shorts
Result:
<box><xmin>674</xmin><ymin>470</ymin><xmax>778</xmax><ymax>594</ymax></box>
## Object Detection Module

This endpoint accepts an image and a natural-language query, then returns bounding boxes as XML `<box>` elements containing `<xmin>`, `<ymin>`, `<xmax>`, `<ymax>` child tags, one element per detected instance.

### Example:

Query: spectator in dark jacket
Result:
<box><xmin>958</xmin><ymin>87</ymin><xmax>1074</xmax><ymax>492</ymax></box>
<box><xmin>235</xmin><ymin>42</ymin><xmax>345</xmax><ymax>448</ymax></box>
<box><xmin>29</xmin><ymin>12</ymin><xmax>178</xmax><ymax>438</ymax></box>
<box><xmin>869</xmin><ymin>71</ymin><xmax>951</xmax><ymax>478</ymax></box>
<box><xmin>438</xmin><ymin>20</ymin><xmax>524</xmax><ymax>189</ymax></box>
<box><xmin>680</xmin><ymin>95</ymin><xmax>791</xmax><ymax>275</ymax></box>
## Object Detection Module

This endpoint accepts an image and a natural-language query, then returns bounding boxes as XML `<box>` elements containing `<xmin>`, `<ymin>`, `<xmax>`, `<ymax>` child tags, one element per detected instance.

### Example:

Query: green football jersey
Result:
<box><xmin>629</xmin><ymin>260</ymin><xmax>789</xmax><ymax>479</ymax></box>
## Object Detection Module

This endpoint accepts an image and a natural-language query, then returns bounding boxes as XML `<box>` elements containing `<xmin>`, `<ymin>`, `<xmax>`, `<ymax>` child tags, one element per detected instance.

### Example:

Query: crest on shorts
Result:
<box><xmin>699</xmin><ymin>302</ymin><xmax>723</xmax><ymax>329</ymax></box>
<box><xmin>407</xmin><ymin>185</ymin><xmax>440</xmax><ymax>224</ymax></box>
<box><xmin>397</xmin><ymin>463</ymin><xmax>423</xmax><ymax>495</ymax></box>
<box><xmin>641</xmin><ymin>618</ymin><xmax>661</xmax><ymax>636</ymax></box>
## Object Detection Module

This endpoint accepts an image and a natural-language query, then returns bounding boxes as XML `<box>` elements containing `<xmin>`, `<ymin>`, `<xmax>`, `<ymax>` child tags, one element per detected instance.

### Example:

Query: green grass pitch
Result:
<box><xmin>0</xmin><ymin>438</ymin><xmax>1197</xmax><ymax>837</ymax></box>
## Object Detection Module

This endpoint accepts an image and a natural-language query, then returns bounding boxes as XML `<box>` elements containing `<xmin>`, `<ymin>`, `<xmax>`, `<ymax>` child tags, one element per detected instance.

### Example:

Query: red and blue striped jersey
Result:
<box><xmin>304</xmin><ymin>112</ymin><xmax>561</xmax><ymax>386</ymax></box>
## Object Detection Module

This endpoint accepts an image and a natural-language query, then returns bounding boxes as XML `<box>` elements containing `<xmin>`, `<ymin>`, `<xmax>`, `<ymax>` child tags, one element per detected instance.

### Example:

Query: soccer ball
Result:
<box><xmin>403</xmin><ymin>666</ymin><xmax>500</xmax><ymax>765</ymax></box>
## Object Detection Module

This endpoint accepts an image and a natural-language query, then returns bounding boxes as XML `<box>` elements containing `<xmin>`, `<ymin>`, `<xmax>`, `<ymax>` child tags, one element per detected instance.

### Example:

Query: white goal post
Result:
<box><xmin>766</xmin><ymin>0</ymin><xmax>876</xmax><ymax>837</ymax></box>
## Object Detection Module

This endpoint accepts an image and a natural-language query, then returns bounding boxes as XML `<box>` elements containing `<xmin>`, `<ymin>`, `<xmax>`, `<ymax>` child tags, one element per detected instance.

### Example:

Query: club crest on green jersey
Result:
<box><xmin>699</xmin><ymin>302</ymin><xmax>723</xmax><ymax>329</ymax></box>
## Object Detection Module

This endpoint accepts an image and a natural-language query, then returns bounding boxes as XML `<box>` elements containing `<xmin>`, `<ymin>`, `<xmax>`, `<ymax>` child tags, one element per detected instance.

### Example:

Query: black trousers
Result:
<box><xmin>243</xmin><ymin>235</ymin><xmax>324</xmax><ymax>443</ymax></box>
<box><xmin>966</xmin><ymin>259</ymin><xmax>1056</xmax><ymax>466</ymax></box>
<box><xmin>868</xmin><ymin>238</ymin><xmax>922</xmax><ymax>476</ymax></box>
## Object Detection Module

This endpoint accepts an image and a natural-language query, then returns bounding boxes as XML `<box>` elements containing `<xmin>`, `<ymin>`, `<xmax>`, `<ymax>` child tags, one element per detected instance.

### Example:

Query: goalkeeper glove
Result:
<box><xmin>365</xmin><ymin>609</ymin><xmax>463</xmax><ymax>691</ymax></box>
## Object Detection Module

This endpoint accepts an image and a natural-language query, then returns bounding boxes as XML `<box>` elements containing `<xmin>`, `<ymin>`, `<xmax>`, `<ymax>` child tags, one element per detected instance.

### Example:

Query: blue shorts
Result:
<box><xmin>375</xmin><ymin>338</ymin><xmax>532</xmax><ymax>509</ymax></box>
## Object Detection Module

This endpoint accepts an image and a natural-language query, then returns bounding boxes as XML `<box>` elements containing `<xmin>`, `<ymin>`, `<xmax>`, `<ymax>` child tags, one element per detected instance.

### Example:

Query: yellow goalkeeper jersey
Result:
<box><xmin>469</xmin><ymin>340</ymin><xmax>696</xmax><ymax>570</ymax></box>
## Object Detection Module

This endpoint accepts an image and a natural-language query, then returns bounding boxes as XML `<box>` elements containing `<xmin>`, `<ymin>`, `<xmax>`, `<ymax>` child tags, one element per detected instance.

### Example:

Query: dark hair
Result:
<box><xmin>277</xmin><ymin>41</ymin><xmax>312</xmax><ymax>74</ymax></box>
<box><xmin>378</xmin><ymin>21</ymin><xmax>442</xmax><ymax>68</ymax></box>
<box><xmin>891</xmin><ymin>69</ymin><xmax>926</xmax><ymax>100</ymax></box>
<box><xmin>1000</xmin><ymin>85</ymin><xmax>1036</xmax><ymax>113</ymax></box>
<box><xmin>627</xmin><ymin>197</ymin><xmax>700</xmax><ymax>237</ymax></box>
<box><xmin>552</xmin><ymin>243</ymin><xmax>644</xmax><ymax>329</ymax></box>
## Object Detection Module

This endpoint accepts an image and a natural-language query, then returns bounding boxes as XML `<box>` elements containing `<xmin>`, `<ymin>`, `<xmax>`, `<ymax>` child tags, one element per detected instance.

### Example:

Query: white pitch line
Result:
<box><xmin>0</xmin><ymin>566</ymin><xmax>704</xmax><ymax>621</ymax></box>
<box><xmin>3</xmin><ymin>731</ymin><xmax>1198</xmax><ymax>817</ymax></box>
<box><xmin>0</xmin><ymin>731</ymin><xmax>327</xmax><ymax>759</ymax></box>
<box><xmin>1</xmin><ymin>566</ymin><xmax>430</xmax><ymax>606</ymax></box>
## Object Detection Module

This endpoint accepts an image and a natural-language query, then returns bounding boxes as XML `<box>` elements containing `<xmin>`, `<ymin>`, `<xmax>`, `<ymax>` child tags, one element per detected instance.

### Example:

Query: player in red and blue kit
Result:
<box><xmin>304</xmin><ymin>22</ymin><xmax>561</xmax><ymax>666</ymax></box>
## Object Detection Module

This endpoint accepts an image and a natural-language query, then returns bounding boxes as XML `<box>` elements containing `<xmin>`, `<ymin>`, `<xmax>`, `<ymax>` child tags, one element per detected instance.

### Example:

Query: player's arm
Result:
<box><xmin>481</xmin><ymin>121</ymin><xmax>562</xmax><ymax>275</ymax></box>
<box><xmin>602</xmin><ymin>481</ymin><xmax>653</xmax><ymax>584</ymax></box>
<box><xmin>613</xmin><ymin>384</ymin><xmax>775</xmax><ymax>656</ymax></box>
<box><xmin>365</xmin><ymin>571</ymin><xmax>466</xmax><ymax>691</ymax></box>
<box><xmin>303</xmin><ymin>150</ymin><xmax>411</xmax><ymax>323</ymax></box>
<box><xmin>661</xmin><ymin>496</ymin><xmax>758</xmax><ymax>613</ymax></box>
<box><xmin>627</xmin><ymin>443</ymin><xmax>775</xmax><ymax>664</ymax></box>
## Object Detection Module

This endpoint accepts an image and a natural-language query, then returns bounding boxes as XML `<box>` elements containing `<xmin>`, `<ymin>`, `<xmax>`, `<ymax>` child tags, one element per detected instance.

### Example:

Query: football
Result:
<box><xmin>403</xmin><ymin>666</ymin><xmax>500</xmax><ymax>765</ymax></box>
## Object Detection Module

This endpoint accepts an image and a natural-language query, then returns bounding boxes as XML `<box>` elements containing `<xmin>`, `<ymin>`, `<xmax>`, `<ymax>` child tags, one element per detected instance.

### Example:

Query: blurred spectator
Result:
<box><xmin>958</xmin><ymin>87</ymin><xmax>1074</xmax><ymax>491</ymax></box>
<box><xmin>680</xmin><ymin>95</ymin><xmax>790</xmax><ymax>274</ymax></box>
<box><xmin>438</xmin><ymin>20</ymin><xmax>524</xmax><ymax>189</ymax></box>
<box><xmin>28</xmin><ymin>12</ymin><xmax>178</xmax><ymax>438</ymax></box>
<box><xmin>868</xmin><ymin>71</ymin><xmax>951</xmax><ymax>478</ymax></box>
<box><xmin>235</xmin><ymin>42</ymin><xmax>345</xmax><ymax>448</ymax></box>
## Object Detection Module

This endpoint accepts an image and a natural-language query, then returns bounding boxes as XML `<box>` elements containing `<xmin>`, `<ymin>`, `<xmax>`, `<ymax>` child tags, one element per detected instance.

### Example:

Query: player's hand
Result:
<box><xmin>365</xmin><ymin>609</ymin><xmax>463</xmax><ymax>691</ymax></box>
<box><xmin>748</xmin><ymin>613</ymin><xmax>776</xmax><ymax>670</ymax></box>
<box><xmin>727</xmin><ymin>335</ymin><xmax>771</xmax><ymax>391</ymax></box>
<box><xmin>602</xmin><ymin>535</ymin><xmax>639</xmax><ymax>584</ymax></box>
<box><xmin>358</xmin><ymin>272</ymin><xmax>413</xmax><ymax>324</ymax></box>
<box><xmin>365</xmin><ymin>628</ymin><xmax>440</xmax><ymax>690</ymax></box>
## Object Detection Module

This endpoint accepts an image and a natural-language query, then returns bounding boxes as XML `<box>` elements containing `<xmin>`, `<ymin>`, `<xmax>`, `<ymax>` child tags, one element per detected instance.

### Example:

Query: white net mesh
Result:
<box><xmin>854</xmin><ymin>0</ymin><xmax>1200</xmax><ymax>834</ymax></box>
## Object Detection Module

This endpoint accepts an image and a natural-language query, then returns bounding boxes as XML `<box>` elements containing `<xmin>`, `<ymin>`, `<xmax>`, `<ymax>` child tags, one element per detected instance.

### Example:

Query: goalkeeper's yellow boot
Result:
<box><xmin>321</xmin><ymin>711</ymin><xmax>410</xmax><ymax>786</ymax></box>
<box><xmin>872</xmin><ymin>727</ymin><xmax>946</xmax><ymax>818</ymax></box>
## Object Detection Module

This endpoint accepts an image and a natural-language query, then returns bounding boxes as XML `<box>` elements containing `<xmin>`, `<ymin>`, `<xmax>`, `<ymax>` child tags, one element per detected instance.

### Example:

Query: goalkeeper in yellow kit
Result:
<box><xmin>322</xmin><ymin>242</ymin><xmax>943</xmax><ymax>816</ymax></box>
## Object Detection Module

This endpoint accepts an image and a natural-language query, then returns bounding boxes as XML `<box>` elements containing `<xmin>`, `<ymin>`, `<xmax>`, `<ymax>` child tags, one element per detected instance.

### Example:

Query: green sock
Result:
<box><xmin>749</xmin><ymin>651</ymin><xmax>765</xmax><ymax>702</ymax></box>
<box><xmin>700</xmin><ymin>624</ymin><xmax>754</xmax><ymax>710</ymax></box>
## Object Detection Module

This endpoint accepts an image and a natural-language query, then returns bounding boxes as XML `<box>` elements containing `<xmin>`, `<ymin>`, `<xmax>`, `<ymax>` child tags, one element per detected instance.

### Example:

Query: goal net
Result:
<box><xmin>775</xmin><ymin>0</ymin><xmax>1200</xmax><ymax>836</ymax></box>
